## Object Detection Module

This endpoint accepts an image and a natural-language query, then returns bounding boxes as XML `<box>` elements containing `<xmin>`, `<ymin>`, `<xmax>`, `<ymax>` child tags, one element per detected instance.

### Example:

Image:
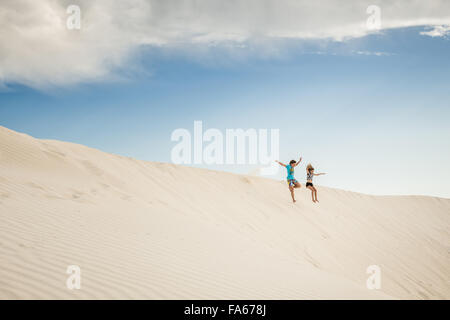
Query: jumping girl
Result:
<box><xmin>276</xmin><ymin>156</ymin><xmax>302</xmax><ymax>203</ymax></box>
<box><xmin>306</xmin><ymin>163</ymin><xmax>326</xmax><ymax>203</ymax></box>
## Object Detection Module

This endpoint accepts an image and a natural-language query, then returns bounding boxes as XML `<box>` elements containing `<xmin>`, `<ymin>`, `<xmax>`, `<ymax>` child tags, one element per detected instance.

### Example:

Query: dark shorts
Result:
<box><xmin>306</xmin><ymin>182</ymin><xmax>314</xmax><ymax>187</ymax></box>
<box><xmin>287</xmin><ymin>179</ymin><xmax>298</xmax><ymax>187</ymax></box>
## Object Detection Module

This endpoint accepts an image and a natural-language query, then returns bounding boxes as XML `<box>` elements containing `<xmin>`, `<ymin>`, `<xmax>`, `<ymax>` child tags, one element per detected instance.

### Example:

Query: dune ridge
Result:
<box><xmin>0</xmin><ymin>125</ymin><xmax>449</xmax><ymax>299</ymax></box>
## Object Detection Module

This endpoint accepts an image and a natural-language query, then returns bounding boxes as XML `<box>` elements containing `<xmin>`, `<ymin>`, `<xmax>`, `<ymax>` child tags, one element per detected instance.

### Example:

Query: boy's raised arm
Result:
<box><xmin>292</xmin><ymin>156</ymin><xmax>302</xmax><ymax>167</ymax></box>
<box><xmin>275</xmin><ymin>160</ymin><xmax>286</xmax><ymax>167</ymax></box>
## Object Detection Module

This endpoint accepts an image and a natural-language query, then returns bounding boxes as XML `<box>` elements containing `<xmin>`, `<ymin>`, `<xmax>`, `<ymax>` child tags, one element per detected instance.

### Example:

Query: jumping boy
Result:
<box><xmin>275</xmin><ymin>156</ymin><xmax>302</xmax><ymax>203</ymax></box>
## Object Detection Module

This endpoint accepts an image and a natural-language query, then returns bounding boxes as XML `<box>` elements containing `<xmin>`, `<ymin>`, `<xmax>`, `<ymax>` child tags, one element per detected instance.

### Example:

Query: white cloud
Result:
<box><xmin>420</xmin><ymin>25</ymin><xmax>450</xmax><ymax>37</ymax></box>
<box><xmin>352</xmin><ymin>50</ymin><xmax>393</xmax><ymax>56</ymax></box>
<box><xmin>1</xmin><ymin>0</ymin><xmax>449</xmax><ymax>89</ymax></box>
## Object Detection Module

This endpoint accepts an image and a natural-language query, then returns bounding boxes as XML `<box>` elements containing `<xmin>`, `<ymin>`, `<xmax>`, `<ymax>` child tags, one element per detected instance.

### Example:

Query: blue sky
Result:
<box><xmin>1</xmin><ymin>23</ymin><xmax>450</xmax><ymax>197</ymax></box>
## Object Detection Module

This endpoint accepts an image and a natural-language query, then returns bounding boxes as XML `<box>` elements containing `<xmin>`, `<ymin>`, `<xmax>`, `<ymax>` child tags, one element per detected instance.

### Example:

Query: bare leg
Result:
<box><xmin>289</xmin><ymin>186</ymin><xmax>296</xmax><ymax>203</ymax></box>
<box><xmin>294</xmin><ymin>182</ymin><xmax>301</xmax><ymax>189</ymax></box>
<box><xmin>313</xmin><ymin>187</ymin><xmax>318</xmax><ymax>202</ymax></box>
<box><xmin>307</xmin><ymin>186</ymin><xmax>315</xmax><ymax>202</ymax></box>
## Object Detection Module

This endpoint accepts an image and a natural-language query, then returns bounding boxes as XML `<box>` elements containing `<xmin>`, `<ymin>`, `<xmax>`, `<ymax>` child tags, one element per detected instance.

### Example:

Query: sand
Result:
<box><xmin>0</xmin><ymin>125</ymin><xmax>449</xmax><ymax>299</ymax></box>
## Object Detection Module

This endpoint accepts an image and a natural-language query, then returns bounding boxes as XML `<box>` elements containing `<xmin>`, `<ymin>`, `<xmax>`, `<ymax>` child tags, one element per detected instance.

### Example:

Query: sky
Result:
<box><xmin>1</xmin><ymin>1</ymin><xmax>450</xmax><ymax>198</ymax></box>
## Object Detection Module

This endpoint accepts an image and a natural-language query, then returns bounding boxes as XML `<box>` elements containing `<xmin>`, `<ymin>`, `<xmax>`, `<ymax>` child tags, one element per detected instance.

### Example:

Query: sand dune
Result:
<box><xmin>0</xmin><ymin>125</ymin><xmax>449</xmax><ymax>299</ymax></box>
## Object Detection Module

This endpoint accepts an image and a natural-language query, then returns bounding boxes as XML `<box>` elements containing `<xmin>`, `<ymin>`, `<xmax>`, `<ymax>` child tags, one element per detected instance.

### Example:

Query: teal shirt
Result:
<box><xmin>286</xmin><ymin>164</ymin><xmax>295</xmax><ymax>180</ymax></box>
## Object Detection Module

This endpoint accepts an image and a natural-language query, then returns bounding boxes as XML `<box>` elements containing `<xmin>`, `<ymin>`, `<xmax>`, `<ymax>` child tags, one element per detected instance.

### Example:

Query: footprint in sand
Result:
<box><xmin>0</xmin><ymin>192</ymin><xmax>10</xmax><ymax>199</ymax></box>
